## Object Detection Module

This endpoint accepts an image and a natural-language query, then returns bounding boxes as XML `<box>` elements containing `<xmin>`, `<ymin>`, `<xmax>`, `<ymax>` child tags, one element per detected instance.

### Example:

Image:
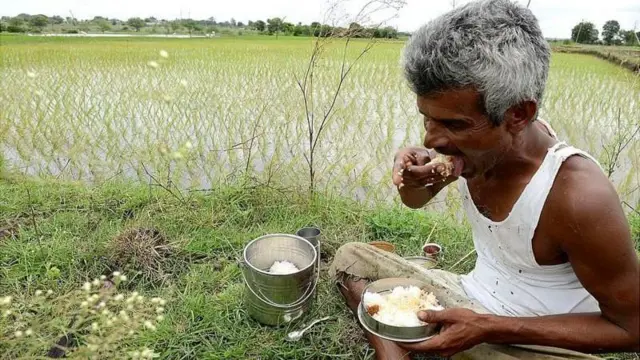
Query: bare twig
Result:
<box><xmin>25</xmin><ymin>187</ymin><xmax>40</xmax><ymax>237</ymax></box>
<box><xmin>141</xmin><ymin>162</ymin><xmax>185</xmax><ymax>203</ymax></box>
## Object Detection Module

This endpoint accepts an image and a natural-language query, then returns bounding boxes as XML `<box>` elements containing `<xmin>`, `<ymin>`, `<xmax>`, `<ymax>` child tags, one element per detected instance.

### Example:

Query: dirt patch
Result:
<box><xmin>108</xmin><ymin>227</ymin><xmax>172</xmax><ymax>280</ymax></box>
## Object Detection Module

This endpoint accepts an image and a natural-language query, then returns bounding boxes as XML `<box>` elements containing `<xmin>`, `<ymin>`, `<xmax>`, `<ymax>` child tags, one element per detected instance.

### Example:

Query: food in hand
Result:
<box><xmin>427</xmin><ymin>154</ymin><xmax>455</xmax><ymax>177</ymax></box>
<box><xmin>362</xmin><ymin>286</ymin><xmax>444</xmax><ymax>327</ymax></box>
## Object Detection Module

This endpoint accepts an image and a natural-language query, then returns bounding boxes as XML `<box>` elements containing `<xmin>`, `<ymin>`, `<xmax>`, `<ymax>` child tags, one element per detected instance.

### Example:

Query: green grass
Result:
<box><xmin>0</xmin><ymin>175</ymin><xmax>476</xmax><ymax>359</ymax></box>
<box><xmin>1</xmin><ymin>175</ymin><xmax>638</xmax><ymax>359</ymax></box>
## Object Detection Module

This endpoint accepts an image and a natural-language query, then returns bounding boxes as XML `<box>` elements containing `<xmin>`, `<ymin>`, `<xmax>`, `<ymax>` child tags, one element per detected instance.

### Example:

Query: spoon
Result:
<box><xmin>285</xmin><ymin>316</ymin><xmax>332</xmax><ymax>341</ymax></box>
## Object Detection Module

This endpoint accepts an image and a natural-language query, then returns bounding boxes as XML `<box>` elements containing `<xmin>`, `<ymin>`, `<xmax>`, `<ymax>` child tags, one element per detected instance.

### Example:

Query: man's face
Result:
<box><xmin>417</xmin><ymin>89</ymin><xmax>513</xmax><ymax>179</ymax></box>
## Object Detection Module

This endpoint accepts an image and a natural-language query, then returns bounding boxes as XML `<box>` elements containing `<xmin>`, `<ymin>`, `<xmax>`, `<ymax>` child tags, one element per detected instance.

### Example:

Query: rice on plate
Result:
<box><xmin>363</xmin><ymin>285</ymin><xmax>444</xmax><ymax>327</ymax></box>
<box><xmin>268</xmin><ymin>260</ymin><xmax>299</xmax><ymax>274</ymax></box>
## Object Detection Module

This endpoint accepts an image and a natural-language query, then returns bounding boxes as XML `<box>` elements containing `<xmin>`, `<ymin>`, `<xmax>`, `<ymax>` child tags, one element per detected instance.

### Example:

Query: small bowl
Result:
<box><xmin>368</xmin><ymin>241</ymin><xmax>396</xmax><ymax>253</ymax></box>
<box><xmin>422</xmin><ymin>243</ymin><xmax>442</xmax><ymax>257</ymax></box>
<box><xmin>404</xmin><ymin>256</ymin><xmax>437</xmax><ymax>269</ymax></box>
<box><xmin>357</xmin><ymin>277</ymin><xmax>442</xmax><ymax>343</ymax></box>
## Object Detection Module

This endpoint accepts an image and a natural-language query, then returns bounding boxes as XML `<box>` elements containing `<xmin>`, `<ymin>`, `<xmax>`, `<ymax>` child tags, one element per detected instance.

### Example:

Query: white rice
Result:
<box><xmin>268</xmin><ymin>260</ymin><xmax>299</xmax><ymax>274</ymax></box>
<box><xmin>363</xmin><ymin>285</ymin><xmax>444</xmax><ymax>327</ymax></box>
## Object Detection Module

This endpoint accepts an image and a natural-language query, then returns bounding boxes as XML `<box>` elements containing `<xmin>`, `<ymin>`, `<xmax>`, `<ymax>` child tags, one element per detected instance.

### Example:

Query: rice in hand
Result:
<box><xmin>269</xmin><ymin>260</ymin><xmax>299</xmax><ymax>274</ymax></box>
<box><xmin>363</xmin><ymin>286</ymin><xmax>444</xmax><ymax>327</ymax></box>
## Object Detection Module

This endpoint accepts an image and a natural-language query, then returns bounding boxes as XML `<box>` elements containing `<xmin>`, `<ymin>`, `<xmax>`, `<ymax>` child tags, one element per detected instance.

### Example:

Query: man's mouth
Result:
<box><xmin>450</xmin><ymin>156</ymin><xmax>465</xmax><ymax>177</ymax></box>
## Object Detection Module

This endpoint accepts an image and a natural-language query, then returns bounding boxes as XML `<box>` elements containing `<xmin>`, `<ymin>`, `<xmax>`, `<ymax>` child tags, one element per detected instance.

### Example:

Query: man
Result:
<box><xmin>328</xmin><ymin>0</ymin><xmax>640</xmax><ymax>359</ymax></box>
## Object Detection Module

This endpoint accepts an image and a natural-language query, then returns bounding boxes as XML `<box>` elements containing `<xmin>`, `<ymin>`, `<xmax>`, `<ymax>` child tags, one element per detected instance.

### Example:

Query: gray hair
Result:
<box><xmin>402</xmin><ymin>0</ymin><xmax>550</xmax><ymax>125</ymax></box>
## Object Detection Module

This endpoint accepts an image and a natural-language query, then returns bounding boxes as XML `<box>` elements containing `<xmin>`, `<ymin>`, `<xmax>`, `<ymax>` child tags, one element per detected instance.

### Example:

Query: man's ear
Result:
<box><xmin>504</xmin><ymin>101</ymin><xmax>537</xmax><ymax>134</ymax></box>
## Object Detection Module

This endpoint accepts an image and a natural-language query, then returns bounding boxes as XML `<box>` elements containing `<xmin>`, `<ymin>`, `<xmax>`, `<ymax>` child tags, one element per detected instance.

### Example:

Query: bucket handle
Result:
<box><xmin>239</xmin><ymin>259</ymin><xmax>318</xmax><ymax>309</ymax></box>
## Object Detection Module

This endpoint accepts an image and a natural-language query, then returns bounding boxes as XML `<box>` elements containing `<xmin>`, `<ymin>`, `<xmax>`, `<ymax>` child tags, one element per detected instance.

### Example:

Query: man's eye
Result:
<box><xmin>445</xmin><ymin>121</ymin><xmax>467</xmax><ymax>130</ymax></box>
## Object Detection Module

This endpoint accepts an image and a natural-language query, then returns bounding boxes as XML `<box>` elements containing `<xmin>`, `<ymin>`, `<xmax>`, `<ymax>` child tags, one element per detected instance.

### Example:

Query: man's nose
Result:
<box><xmin>423</xmin><ymin>120</ymin><xmax>448</xmax><ymax>149</ymax></box>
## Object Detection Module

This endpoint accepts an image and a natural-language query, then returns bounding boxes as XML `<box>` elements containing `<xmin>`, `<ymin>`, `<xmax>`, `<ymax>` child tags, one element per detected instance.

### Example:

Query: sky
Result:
<box><xmin>1</xmin><ymin>0</ymin><xmax>639</xmax><ymax>39</ymax></box>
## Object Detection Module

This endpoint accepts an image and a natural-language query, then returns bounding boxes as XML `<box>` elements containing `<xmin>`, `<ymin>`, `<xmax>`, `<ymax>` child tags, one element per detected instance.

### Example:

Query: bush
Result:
<box><xmin>7</xmin><ymin>25</ymin><xmax>25</xmax><ymax>33</ymax></box>
<box><xmin>64</xmin><ymin>29</ymin><xmax>79</xmax><ymax>34</ymax></box>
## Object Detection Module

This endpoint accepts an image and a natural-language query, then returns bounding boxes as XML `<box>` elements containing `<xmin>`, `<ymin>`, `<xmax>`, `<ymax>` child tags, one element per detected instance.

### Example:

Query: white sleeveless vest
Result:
<box><xmin>458</xmin><ymin>138</ymin><xmax>602</xmax><ymax>317</ymax></box>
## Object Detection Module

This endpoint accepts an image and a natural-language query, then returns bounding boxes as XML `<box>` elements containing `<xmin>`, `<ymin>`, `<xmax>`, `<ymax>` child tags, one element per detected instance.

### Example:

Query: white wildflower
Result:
<box><xmin>159</xmin><ymin>50</ymin><xmax>169</xmax><ymax>58</ymax></box>
<box><xmin>114</xmin><ymin>294</ymin><xmax>124</xmax><ymax>301</ymax></box>
<box><xmin>35</xmin><ymin>290</ymin><xmax>43</xmax><ymax>296</ymax></box>
<box><xmin>100</xmin><ymin>275</ymin><xmax>107</xmax><ymax>280</ymax></box>
<box><xmin>136</xmin><ymin>295</ymin><xmax>145</xmax><ymax>303</ymax></box>
<box><xmin>92</xmin><ymin>279</ymin><xmax>101</xmax><ymax>287</ymax></box>
<box><xmin>156</xmin><ymin>307</ymin><xmax>164</xmax><ymax>314</ymax></box>
<box><xmin>97</xmin><ymin>302</ymin><xmax>106</xmax><ymax>309</ymax></box>
<box><xmin>151</xmin><ymin>298</ymin><xmax>160</xmax><ymax>304</ymax></box>
<box><xmin>141</xmin><ymin>348</ymin><xmax>156</xmax><ymax>359</ymax></box>
<box><xmin>88</xmin><ymin>344</ymin><xmax>99</xmax><ymax>352</ymax></box>
<box><xmin>184</xmin><ymin>141</ymin><xmax>193</xmax><ymax>150</ymax></box>
<box><xmin>101</xmin><ymin>309</ymin><xmax>110</xmax><ymax>316</ymax></box>
<box><xmin>4</xmin><ymin>310</ymin><xmax>12</xmax><ymax>317</ymax></box>
<box><xmin>128</xmin><ymin>330</ymin><xmax>135</xmax><ymax>335</ymax></box>
<box><xmin>119</xmin><ymin>275</ymin><xmax>127</xmax><ymax>282</ymax></box>
<box><xmin>143</xmin><ymin>321</ymin><xmax>156</xmax><ymax>331</ymax></box>
<box><xmin>106</xmin><ymin>319</ymin><xmax>113</xmax><ymax>326</ymax></box>
<box><xmin>147</xmin><ymin>61</ymin><xmax>159</xmax><ymax>69</ymax></box>
<box><xmin>47</xmin><ymin>290</ymin><xmax>53</xmax><ymax>295</ymax></box>
<box><xmin>162</xmin><ymin>94</ymin><xmax>172</xmax><ymax>102</ymax></box>
<box><xmin>83</xmin><ymin>282</ymin><xmax>92</xmax><ymax>292</ymax></box>
<box><xmin>159</xmin><ymin>299</ymin><xmax>166</xmax><ymax>306</ymax></box>
<box><xmin>127</xmin><ymin>304</ymin><xmax>134</xmax><ymax>310</ymax></box>
<box><xmin>25</xmin><ymin>329</ymin><xmax>33</xmax><ymax>336</ymax></box>
<box><xmin>171</xmin><ymin>151</ymin><xmax>183</xmax><ymax>160</ymax></box>
<box><xmin>91</xmin><ymin>322</ymin><xmax>99</xmax><ymax>331</ymax></box>
<box><xmin>156</xmin><ymin>315</ymin><xmax>165</xmax><ymax>322</ymax></box>
<box><xmin>14</xmin><ymin>330</ymin><xmax>23</xmax><ymax>338</ymax></box>
<box><xmin>1</xmin><ymin>296</ymin><xmax>12</xmax><ymax>305</ymax></box>
<box><xmin>179</xmin><ymin>79</ymin><xmax>188</xmax><ymax>87</ymax></box>
<box><xmin>27</xmin><ymin>71</ymin><xmax>37</xmax><ymax>78</ymax></box>
<box><xmin>112</xmin><ymin>271</ymin><xmax>121</xmax><ymax>277</ymax></box>
<box><xmin>81</xmin><ymin>301</ymin><xmax>89</xmax><ymax>307</ymax></box>
<box><xmin>130</xmin><ymin>350</ymin><xmax>141</xmax><ymax>359</ymax></box>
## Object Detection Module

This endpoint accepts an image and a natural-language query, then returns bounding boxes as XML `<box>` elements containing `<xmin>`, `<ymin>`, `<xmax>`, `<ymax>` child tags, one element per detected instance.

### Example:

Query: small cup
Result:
<box><xmin>422</xmin><ymin>243</ymin><xmax>442</xmax><ymax>259</ymax></box>
<box><xmin>296</xmin><ymin>227</ymin><xmax>321</xmax><ymax>266</ymax></box>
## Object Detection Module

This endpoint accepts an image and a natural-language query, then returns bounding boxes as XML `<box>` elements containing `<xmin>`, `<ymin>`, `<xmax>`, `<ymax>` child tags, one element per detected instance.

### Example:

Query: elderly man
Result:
<box><xmin>329</xmin><ymin>0</ymin><xmax>639</xmax><ymax>359</ymax></box>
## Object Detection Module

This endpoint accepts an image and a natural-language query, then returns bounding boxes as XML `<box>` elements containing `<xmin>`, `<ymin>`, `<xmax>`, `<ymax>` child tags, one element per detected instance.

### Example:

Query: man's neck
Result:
<box><xmin>485</xmin><ymin>122</ymin><xmax>557</xmax><ymax>181</ymax></box>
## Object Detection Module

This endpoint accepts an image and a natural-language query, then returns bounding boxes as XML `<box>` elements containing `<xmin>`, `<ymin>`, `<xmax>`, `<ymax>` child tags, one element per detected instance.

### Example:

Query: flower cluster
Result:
<box><xmin>0</xmin><ymin>272</ymin><xmax>166</xmax><ymax>359</ymax></box>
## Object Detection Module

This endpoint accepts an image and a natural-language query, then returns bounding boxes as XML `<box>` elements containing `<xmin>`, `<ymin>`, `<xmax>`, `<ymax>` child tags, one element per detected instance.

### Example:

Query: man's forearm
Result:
<box><xmin>481</xmin><ymin>313</ymin><xmax>639</xmax><ymax>353</ymax></box>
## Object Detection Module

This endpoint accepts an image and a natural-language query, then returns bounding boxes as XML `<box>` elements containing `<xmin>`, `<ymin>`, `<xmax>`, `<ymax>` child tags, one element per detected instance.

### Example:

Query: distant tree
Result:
<box><xmin>620</xmin><ymin>30</ymin><xmax>639</xmax><ymax>46</ymax></box>
<box><xmin>0</xmin><ymin>22</ymin><xmax>6</xmax><ymax>33</ymax></box>
<box><xmin>237</xmin><ymin>21</ymin><xmax>245</xmax><ymax>28</ymax></box>
<box><xmin>50</xmin><ymin>15</ymin><xmax>64</xmax><ymax>25</ymax></box>
<box><xmin>93</xmin><ymin>16</ymin><xmax>106</xmax><ymax>22</ymax></box>
<box><xmin>602</xmin><ymin>20</ymin><xmax>621</xmax><ymax>45</ymax></box>
<box><xmin>182</xmin><ymin>19</ymin><xmax>201</xmax><ymax>36</ymax></box>
<box><xmin>571</xmin><ymin>21</ymin><xmax>598</xmax><ymax>44</ymax></box>
<box><xmin>230</xmin><ymin>18</ymin><xmax>237</xmax><ymax>27</ymax></box>
<box><xmin>127</xmin><ymin>17</ymin><xmax>145</xmax><ymax>32</ymax></box>
<box><xmin>98</xmin><ymin>20</ymin><xmax>112</xmax><ymax>33</ymax></box>
<box><xmin>30</xmin><ymin>15</ymin><xmax>49</xmax><ymax>31</ymax></box>
<box><xmin>144</xmin><ymin>17</ymin><xmax>157</xmax><ymax>23</ymax></box>
<box><xmin>254</xmin><ymin>20</ymin><xmax>266</xmax><ymax>32</ymax></box>
<box><xmin>170</xmin><ymin>20</ymin><xmax>182</xmax><ymax>33</ymax></box>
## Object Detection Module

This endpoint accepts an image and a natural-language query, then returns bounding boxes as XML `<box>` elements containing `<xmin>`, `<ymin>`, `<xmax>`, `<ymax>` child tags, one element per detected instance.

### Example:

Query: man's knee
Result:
<box><xmin>333</xmin><ymin>242</ymin><xmax>369</xmax><ymax>261</ymax></box>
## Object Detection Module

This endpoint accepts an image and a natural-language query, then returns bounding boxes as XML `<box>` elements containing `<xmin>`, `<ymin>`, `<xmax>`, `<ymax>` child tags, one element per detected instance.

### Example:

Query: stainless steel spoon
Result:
<box><xmin>285</xmin><ymin>316</ymin><xmax>332</xmax><ymax>341</ymax></box>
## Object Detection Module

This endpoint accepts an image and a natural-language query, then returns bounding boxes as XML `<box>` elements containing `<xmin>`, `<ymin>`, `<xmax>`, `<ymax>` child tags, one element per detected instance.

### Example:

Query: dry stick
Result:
<box><xmin>141</xmin><ymin>162</ymin><xmax>184</xmax><ymax>203</ymax></box>
<box><xmin>423</xmin><ymin>221</ymin><xmax>439</xmax><ymax>250</ymax></box>
<box><xmin>449</xmin><ymin>249</ymin><xmax>477</xmax><ymax>271</ymax></box>
<box><xmin>623</xmin><ymin>201</ymin><xmax>640</xmax><ymax>216</ymax></box>
<box><xmin>25</xmin><ymin>187</ymin><xmax>40</xmax><ymax>237</ymax></box>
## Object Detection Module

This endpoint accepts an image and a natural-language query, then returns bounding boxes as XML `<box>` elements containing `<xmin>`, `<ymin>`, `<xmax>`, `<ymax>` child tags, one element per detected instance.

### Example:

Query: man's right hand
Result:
<box><xmin>392</xmin><ymin>147</ymin><xmax>458</xmax><ymax>209</ymax></box>
<box><xmin>392</xmin><ymin>147</ymin><xmax>456</xmax><ymax>189</ymax></box>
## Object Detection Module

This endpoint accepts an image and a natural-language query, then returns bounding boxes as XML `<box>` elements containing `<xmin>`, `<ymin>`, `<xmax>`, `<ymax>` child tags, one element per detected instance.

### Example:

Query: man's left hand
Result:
<box><xmin>397</xmin><ymin>308</ymin><xmax>489</xmax><ymax>357</ymax></box>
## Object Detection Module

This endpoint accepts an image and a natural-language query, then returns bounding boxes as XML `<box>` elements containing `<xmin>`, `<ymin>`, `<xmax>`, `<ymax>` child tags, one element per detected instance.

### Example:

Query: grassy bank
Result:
<box><xmin>1</xmin><ymin>174</ymin><xmax>639</xmax><ymax>359</ymax></box>
<box><xmin>0</xmin><ymin>174</ymin><xmax>476</xmax><ymax>359</ymax></box>
<box><xmin>551</xmin><ymin>44</ymin><xmax>640</xmax><ymax>73</ymax></box>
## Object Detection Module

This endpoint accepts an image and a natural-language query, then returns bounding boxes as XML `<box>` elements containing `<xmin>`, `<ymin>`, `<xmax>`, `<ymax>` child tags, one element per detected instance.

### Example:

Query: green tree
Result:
<box><xmin>181</xmin><ymin>19</ymin><xmax>201</xmax><ymax>36</ymax></box>
<box><xmin>169</xmin><ymin>20</ymin><xmax>182</xmax><ymax>33</ymax></box>
<box><xmin>7</xmin><ymin>17</ymin><xmax>25</xmax><ymax>33</ymax></box>
<box><xmin>571</xmin><ymin>21</ymin><xmax>598</xmax><ymax>44</ymax></box>
<box><xmin>50</xmin><ymin>16</ymin><xmax>64</xmax><ymax>25</ymax></box>
<box><xmin>254</xmin><ymin>20</ymin><xmax>266</xmax><ymax>32</ymax></box>
<box><xmin>126</xmin><ymin>17</ymin><xmax>145</xmax><ymax>32</ymax></box>
<box><xmin>602</xmin><ymin>20</ymin><xmax>620</xmax><ymax>45</ymax></box>
<box><xmin>620</xmin><ymin>30</ymin><xmax>639</xmax><ymax>46</ymax></box>
<box><xmin>267</xmin><ymin>17</ymin><xmax>283</xmax><ymax>35</ymax></box>
<box><xmin>98</xmin><ymin>20</ymin><xmax>111</xmax><ymax>33</ymax></box>
<box><xmin>29</xmin><ymin>15</ymin><xmax>49</xmax><ymax>31</ymax></box>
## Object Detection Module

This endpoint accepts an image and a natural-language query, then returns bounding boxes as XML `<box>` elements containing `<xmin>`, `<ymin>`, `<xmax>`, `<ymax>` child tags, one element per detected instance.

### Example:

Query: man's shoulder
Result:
<box><xmin>545</xmin><ymin>151</ymin><xmax>623</xmax><ymax>239</ymax></box>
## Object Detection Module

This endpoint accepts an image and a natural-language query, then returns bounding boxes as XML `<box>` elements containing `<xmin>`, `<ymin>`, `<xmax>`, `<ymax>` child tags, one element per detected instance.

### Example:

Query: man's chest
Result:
<box><xmin>466</xmin><ymin>178</ymin><xmax>567</xmax><ymax>266</ymax></box>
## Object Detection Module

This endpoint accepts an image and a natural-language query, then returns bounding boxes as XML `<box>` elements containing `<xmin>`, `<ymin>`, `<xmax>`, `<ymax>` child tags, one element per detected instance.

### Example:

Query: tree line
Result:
<box><xmin>0</xmin><ymin>14</ymin><xmax>405</xmax><ymax>39</ymax></box>
<box><xmin>570</xmin><ymin>20</ymin><xmax>639</xmax><ymax>46</ymax></box>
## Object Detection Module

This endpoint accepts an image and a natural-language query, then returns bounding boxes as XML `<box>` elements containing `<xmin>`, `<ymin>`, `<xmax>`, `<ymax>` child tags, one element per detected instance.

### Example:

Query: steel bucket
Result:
<box><xmin>241</xmin><ymin>234</ymin><xmax>318</xmax><ymax>326</ymax></box>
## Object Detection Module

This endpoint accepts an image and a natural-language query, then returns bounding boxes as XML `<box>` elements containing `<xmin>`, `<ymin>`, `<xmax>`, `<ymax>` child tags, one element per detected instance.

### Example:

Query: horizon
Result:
<box><xmin>1</xmin><ymin>0</ymin><xmax>639</xmax><ymax>39</ymax></box>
